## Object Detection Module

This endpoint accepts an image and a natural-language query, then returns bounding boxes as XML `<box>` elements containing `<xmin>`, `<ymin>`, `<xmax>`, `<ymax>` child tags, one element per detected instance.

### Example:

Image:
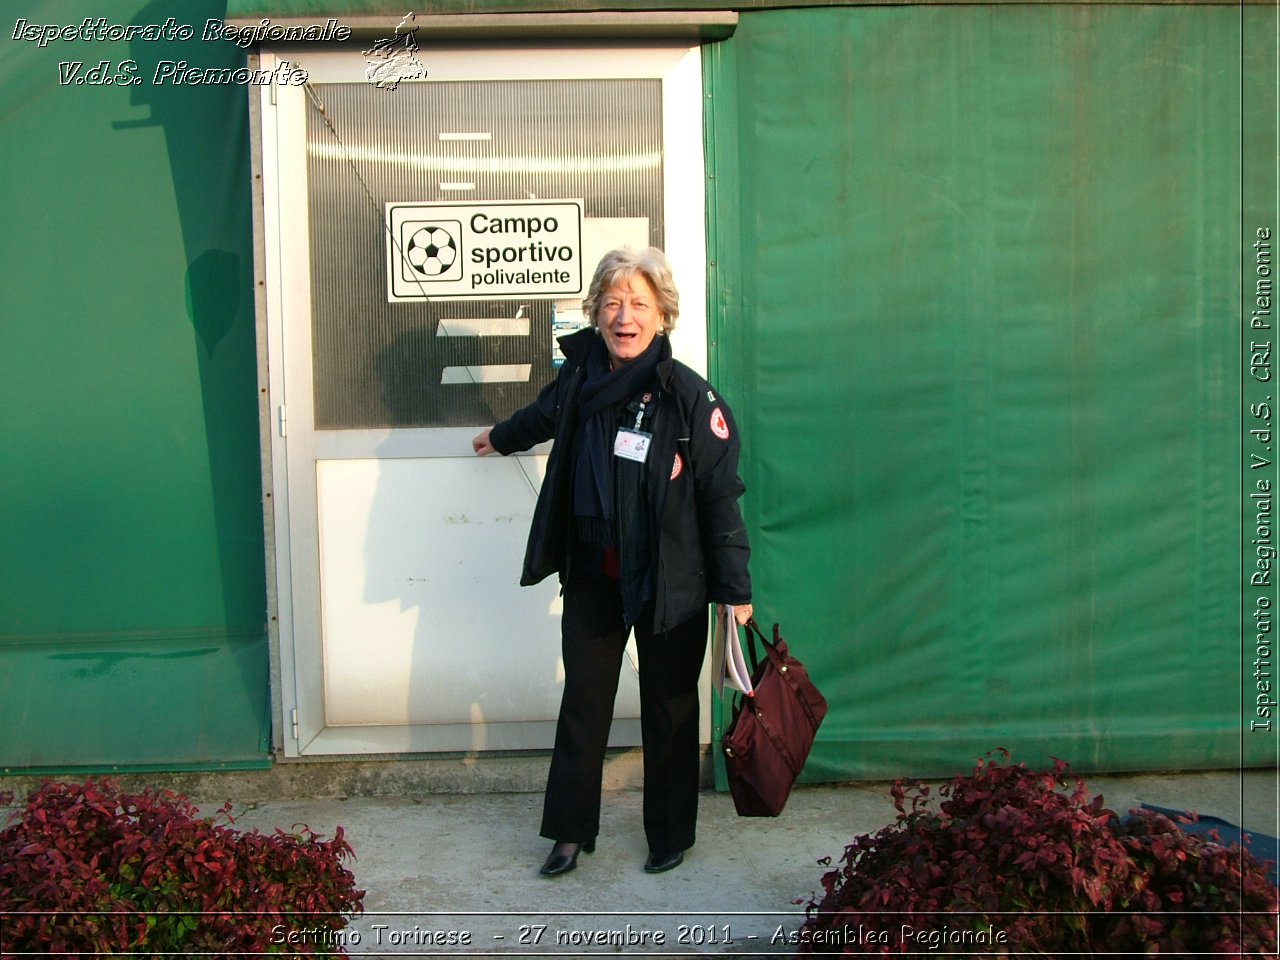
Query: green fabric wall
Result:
<box><xmin>2</xmin><ymin>0</ymin><xmax>1273</xmax><ymax>777</ymax></box>
<box><xmin>707</xmin><ymin>4</ymin><xmax>1275</xmax><ymax>778</ymax></box>
<box><xmin>0</xmin><ymin>0</ymin><xmax>269</xmax><ymax>771</ymax></box>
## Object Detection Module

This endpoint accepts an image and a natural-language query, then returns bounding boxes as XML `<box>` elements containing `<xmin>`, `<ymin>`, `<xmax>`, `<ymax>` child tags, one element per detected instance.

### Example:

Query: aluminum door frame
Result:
<box><xmin>255</xmin><ymin>44</ymin><xmax>710</xmax><ymax>757</ymax></box>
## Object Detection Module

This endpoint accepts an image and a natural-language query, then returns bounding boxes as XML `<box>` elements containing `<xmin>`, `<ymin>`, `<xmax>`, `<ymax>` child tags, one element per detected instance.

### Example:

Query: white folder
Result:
<box><xmin>711</xmin><ymin>604</ymin><xmax>755</xmax><ymax>698</ymax></box>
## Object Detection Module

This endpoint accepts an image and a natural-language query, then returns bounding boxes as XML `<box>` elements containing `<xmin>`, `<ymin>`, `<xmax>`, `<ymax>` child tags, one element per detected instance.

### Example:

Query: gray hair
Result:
<box><xmin>582</xmin><ymin>246</ymin><xmax>680</xmax><ymax>335</ymax></box>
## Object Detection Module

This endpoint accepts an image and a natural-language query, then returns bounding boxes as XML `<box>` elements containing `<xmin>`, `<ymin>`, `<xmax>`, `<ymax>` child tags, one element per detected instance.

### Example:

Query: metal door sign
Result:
<box><xmin>387</xmin><ymin>199</ymin><xmax>584</xmax><ymax>301</ymax></box>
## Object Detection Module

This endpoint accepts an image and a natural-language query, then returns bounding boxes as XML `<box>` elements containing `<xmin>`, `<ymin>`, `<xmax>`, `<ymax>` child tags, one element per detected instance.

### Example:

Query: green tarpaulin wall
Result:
<box><xmin>706</xmin><ymin>4</ymin><xmax>1277</xmax><ymax>779</ymax></box>
<box><xmin>1</xmin><ymin>0</ymin><xmax>270</xmax><ymax>772</ymax></box>
<box><xmin>1</xmin><ymin>0</ymin><xmax>1275</xmax><ymax>777</ymax></box>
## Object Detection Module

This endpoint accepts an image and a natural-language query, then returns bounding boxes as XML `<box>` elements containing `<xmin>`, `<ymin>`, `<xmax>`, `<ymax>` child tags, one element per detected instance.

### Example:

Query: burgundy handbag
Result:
<box><xmin>722</xmin><ymin>619</ymin><xmax>828</xmax><ymax>817</ymax></box>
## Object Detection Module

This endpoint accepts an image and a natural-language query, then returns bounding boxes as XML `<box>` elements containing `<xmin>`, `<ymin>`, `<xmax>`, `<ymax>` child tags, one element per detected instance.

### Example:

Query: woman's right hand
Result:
<box><xmin>472</xmin><ymin>427</ymin><xmax>496</xmax><ymax>456</ymax></box>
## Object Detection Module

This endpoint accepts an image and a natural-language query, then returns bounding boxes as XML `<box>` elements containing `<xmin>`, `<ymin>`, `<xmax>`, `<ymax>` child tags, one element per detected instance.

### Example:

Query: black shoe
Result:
<box><xmin>539</xmin><ymin>838</ymin><xmax>595</xmax><ymax>876</ymax></box>
<box><xmin>643</xmin><ymin>849</ymin><xmax>684</xmax><ymax>874</ymax></box>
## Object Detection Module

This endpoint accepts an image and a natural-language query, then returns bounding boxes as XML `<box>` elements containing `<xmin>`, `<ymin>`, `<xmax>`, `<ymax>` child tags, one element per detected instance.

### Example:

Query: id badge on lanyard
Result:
<box><xmin>614</xmin><ymin>393</ymin><xmax>653</xmax><ymax>464</ymax></box>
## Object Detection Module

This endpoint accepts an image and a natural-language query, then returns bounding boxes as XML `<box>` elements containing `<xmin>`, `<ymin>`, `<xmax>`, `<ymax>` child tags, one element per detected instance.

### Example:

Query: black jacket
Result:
<box><xmin>490</xmin><ymin>329</ymin><xmax>751</xmax><ymax>632</ymax></box>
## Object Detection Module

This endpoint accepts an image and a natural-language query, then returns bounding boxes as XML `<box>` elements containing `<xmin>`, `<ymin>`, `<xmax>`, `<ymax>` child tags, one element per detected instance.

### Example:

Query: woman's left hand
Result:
<box><xmin>718</xmin><ymin>603</ymin><xmax>754</xmax><ymax>627</ymax></box>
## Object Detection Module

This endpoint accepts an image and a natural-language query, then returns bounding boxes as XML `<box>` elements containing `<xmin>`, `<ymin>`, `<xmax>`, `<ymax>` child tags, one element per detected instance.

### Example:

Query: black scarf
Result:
<box><xmin>572</xmin><ymin>335</ymin><xmax>663</xmax><ymax>551</ymax></box>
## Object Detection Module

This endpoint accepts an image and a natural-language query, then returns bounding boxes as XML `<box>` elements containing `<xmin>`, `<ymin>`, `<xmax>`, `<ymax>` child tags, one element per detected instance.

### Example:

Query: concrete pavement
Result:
<box><xmin>174</xmin><ymin>765</ymin><xmax>1277</xmax><ymax>958</ymax></box>
<box><xmin>2</xmin><ymin>761</ymin><xmax>1274</xmax><ymax>956</ymax></box>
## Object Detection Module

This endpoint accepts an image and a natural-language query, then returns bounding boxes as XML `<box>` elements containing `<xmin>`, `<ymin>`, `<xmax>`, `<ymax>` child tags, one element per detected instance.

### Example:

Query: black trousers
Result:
<box><xmin>540</xmin><ymin>574</ymin><xmax>709</xmax><ymax>854</ymax></box>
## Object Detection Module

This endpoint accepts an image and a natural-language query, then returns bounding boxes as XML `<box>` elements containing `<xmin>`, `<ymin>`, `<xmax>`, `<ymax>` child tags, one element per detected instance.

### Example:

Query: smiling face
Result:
<box><xmin>595</xmin><ymin>272</ymin><xmax>664</xmax><ymax>366</ymax></box>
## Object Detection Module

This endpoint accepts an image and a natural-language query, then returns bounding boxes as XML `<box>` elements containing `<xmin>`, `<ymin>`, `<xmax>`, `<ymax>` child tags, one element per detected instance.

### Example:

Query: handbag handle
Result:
<box><xmin>740</xmin><ymin>616</ymin><xmax>769</xmax><ymax>673</ymax></box>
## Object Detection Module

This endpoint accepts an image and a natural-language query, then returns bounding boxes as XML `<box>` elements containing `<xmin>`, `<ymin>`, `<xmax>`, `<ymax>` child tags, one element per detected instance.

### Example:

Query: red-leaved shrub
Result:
<box><xmin>1108</xmin><ymin>807</ymin><xmax>1278</xmax><ymax>955</ymax></box>
<box><xmin>0</xmin><ymin>779</ymin><xmax>364</xmax><ymax>956</ymax></box>
<box><xmin>798</xmin><ymin>750</ymin><xmax>1278</xmax><ymax>956</ymax></box>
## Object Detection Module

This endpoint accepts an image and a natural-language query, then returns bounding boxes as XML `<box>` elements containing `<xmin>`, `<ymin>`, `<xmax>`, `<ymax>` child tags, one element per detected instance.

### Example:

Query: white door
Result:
<box><xmin>257</xmin><ymin>44</ymin><xmax>709</xmax><ymax>756</ymax></box>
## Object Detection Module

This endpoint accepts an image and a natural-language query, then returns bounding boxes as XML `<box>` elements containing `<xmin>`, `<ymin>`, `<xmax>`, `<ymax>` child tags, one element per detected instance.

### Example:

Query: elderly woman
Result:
<box><xmin>473</xmin><ymin>247</ymin><xmax>753</xmax><ymax>876</ymax></box>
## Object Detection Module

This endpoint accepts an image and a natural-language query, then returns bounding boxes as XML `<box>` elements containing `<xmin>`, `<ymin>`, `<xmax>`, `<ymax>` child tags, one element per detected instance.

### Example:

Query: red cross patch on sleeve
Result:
<box><xmin>710</xmin><ymin>407</ymin><xmax>730</xmax><ymax>440</ymax></box>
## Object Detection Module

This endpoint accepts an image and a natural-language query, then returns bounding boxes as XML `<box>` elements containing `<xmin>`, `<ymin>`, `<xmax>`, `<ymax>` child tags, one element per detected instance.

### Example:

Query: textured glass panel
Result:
<box><xmin>306</xmin><ymin>79</ymin><xmax>664</xmax><ymax>430</ymax></box>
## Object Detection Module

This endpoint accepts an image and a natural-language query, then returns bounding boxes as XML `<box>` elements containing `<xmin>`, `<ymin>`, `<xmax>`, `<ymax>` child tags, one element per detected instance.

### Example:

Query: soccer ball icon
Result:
<box><xmin>405</xmin><ymin>226</ymin><xmax>458</xmax><ymax>277</ymax></box>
